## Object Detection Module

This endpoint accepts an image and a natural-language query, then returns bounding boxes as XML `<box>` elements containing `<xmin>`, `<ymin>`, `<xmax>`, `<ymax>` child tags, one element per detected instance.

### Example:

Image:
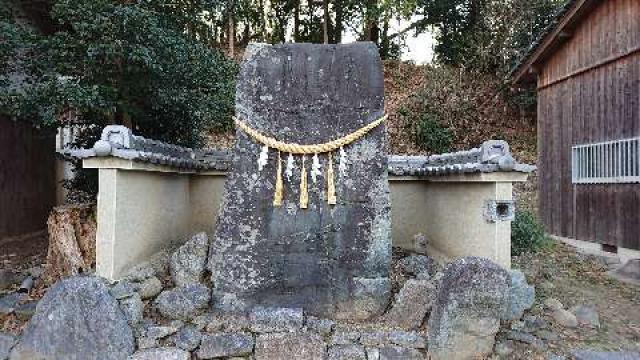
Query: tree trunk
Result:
<box><xmin>45</xmin><ymin>204</ymin><xmax>97</xmax><ymax>285</ymax></box>
<box><xmin>228</xmin><ymin>5</ymin><xmax>235</xmax><ymax>57</ymax></box>
<box><xmin>322</xmin><ymin>0</ymin><xmax>329</xmax><ymax>44</ymax></box>
<box><xmin>334</xmin><ymin>0</ymin><xmax>343</xmax><ymax>43</ymax></box>
<box><xmin>294</xmin><ymin>0</ymin><xmax>300</xmax><ymax>42</ymax></box>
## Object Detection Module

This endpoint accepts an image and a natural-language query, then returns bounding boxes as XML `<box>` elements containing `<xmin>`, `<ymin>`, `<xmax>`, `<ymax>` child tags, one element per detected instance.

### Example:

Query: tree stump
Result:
<box><xmin>45</xmin><ymin>204</ymin><xmax>97</xmax><ymax>284</ymax></box>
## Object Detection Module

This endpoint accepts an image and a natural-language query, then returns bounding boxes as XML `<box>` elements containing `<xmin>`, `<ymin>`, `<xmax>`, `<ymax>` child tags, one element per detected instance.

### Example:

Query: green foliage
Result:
<box><xmin>511</xmin><ymin>210</ymin><xmax>551</xmax><ymax>256</ymax></box>
<box><xmin>413</xmin><ymin>113</ymin><xmax>453</xmax><ymax>153</ymax></box>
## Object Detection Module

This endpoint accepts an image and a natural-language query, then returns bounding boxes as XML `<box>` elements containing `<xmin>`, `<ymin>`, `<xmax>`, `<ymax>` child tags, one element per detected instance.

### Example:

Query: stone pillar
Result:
<box><xmin>209</xmin><ymin>43</ymin><xmax>391</xmax><ymax>320</ymax></box>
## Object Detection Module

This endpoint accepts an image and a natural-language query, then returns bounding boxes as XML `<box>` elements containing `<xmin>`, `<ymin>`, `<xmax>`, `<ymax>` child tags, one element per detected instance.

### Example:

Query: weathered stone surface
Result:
<box><xmin>0</xmin><ymin>333</ymin><xmax>16</xmax><ymax>360</ymax></box>
<box><xmin>0</xmin><ymin>270</ymin><xmax>22</xmax><ymax>291</ymax></box>
<box><xmin>572</xmin><ymin>350</ymin><xmax>640</xmax><ymax>360</ymax></box>
<box><xmin>129</xmin><ymin>347</ymin><xmax>190</xmax><ymax>360</ymax></box>
<box><xmin>502</xmin><ymin>270</ymin><xmax>535</xmax><ymax>321</ymax></box>
<box><xmin>145</xmin><ymin>325</ymin><xmax>180</xmax><ymax>340</ymax></box>
<box><xmin>377</xmin><ymin>346</ymin><xmax>423</xmax><ymax>360</ymax></box>
<box><xmin>610</xmin><ymin>259</ymin><xmax>640</xmax><ymax>285</ymax></box>
<box><xmin>154</xmin><ymin>284</ymin><xmax>210</xmax><ymax>320</ymax></box>
<box><xmin>120</xmin><ymin>293</ymin><xmax>144</xmax><ymax>326</ymax></box>
<box><xmin>360</xmin><ymin>331</ymin><xmax>389</xmax><ymax>346</ymax></box>
<box><xmin>428</xmin><ymin>257</ymin><xmax>509</xmax><ymax>360</ymax></box>
<box><xmin>570</xmin><ymin>305</ymin><xmax>600</xmax><ymax>328</ymax></box>
<box><xmin>123</xmin><ymin>250</ymin><xmax>170</xmax><ymax>282</ymax></box>
<box><xmin>398</xmin><ymin>255</ymin><xmax>437</xmax><ymax>277</ymax></box>
<box><xmin>306</xmin><ymin>317</ymin><xmax>335</xmax><ymax>335</ymax></box>
<box><xmin>249</xmin><ymin>307</ymin><xmax>304</xmax><ymax>333</ymax></box>
<box><xmin>170</xmin><ymin>232</ymin><xmax>209</xmax><ymax>287</ymax></box>
<box><xmin>383</xmin><ymin>279</ymin><xmax>435</xmax><ymax>329</ymax></box>
<box><xmin>171</xmin><ymin>326</ymin><xmax>201</xmax><ymax>351</ymax></box>
<box><xmin>110</xmin><ymin>280</ymin><xmax>138</xmax><ymax>300</ymax></box>
<box><xmin>255</xmin><ymin>332</ymin><xmax>327</xmax><ymax>360</ymax></box>
<box><xmin>10</xmin><ymin>276</ymin><xmax>135</xmax><ymax>360</ymax></box>
<box><xmin>387</xmin><ymin>331</ymin><xmax>426</xmax><ymax>349</ymax></box>
<box><xmin>138</xmin><ymin>276</ymin><xmax>163</xmax><ymax>300</ymax></box>
<box><xmin>494</xmin><ymin>340</ymin><xmax>515</xmax><ymax>357</ymax></box>
<box><xmin>14</xmin><ymin>301</ymin><xmax>37</xmax><ymax>321</ymax></box>
<box><xmin>544</xmin><ymin>298</ymin><xmax>564</xmax><ymax>311</ymax></box>
<box><xmin>330</xmin><ymin>330</ymin><xmax>361</xmax><ymax>345</ymax></box>
<box><xmin>197</xmin><ymin>333</ymin><xmax>254</xmax><ymax>359</ymax></box>
<box><xmin>505</xmin><ymin>330</ymin><xmax>546</xmax><ymax>350</ymax></box>
<box><xmin>0</xmin><ymin>293</ymin><xmax>24</xmax><ymax>316</ymax></box>
<box><xmin>551</xmin><ymin>309</ymin><xmax>578</xmax><ymax>328</ymax></box>
<box><xmin>209</xmin><ymin>43</ymin><xmax>391</xmax><ymax>320</ymax></box>
<box><xmin>328</xmin><ymin>344</ymin><xmax>366</xmax><ymax>360</ymax></box>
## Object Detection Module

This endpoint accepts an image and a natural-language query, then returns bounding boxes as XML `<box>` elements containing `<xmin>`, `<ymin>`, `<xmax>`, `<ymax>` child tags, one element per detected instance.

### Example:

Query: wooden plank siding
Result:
<box><xmin>536</xmin><ymin>0</ymin><xmax>640</xmax><ymax>250</ymax></box>
<box><xmin>0</xmin><ymin>116</ymin><xmax>56</xmax><ymax>241</ymax></box>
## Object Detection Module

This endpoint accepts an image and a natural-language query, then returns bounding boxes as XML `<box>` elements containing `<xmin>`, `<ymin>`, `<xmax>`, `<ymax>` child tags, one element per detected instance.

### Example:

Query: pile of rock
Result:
<box><xmin>2</xmin><ymin>233</ymin><xmax>541</xmax><ymax>360</ymax></box>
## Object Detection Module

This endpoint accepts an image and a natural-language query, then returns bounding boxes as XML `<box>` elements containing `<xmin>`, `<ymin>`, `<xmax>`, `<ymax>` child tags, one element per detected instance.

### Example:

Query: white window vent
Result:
<box><xmin>572</xmin><ymin>137</ymin><xmax>640</xmax><ymax>184</ymax></box>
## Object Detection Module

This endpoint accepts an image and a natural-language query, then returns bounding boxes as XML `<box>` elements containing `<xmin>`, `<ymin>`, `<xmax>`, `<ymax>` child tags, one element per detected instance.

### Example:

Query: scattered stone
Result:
<box><xmin>377</xmin><ymin>345</ymin><xmax>423</xmax><ymax>360</ymax></box>
<box><xmin>551</xmin><ymin>309</ymin><xmax>578</xmax><ymax>328</ymax></box>
<box><xmin>129</xmin><ymin>347</ymin><xmax>190</xmax><ymax>360</ymax></box>
<box><xmin>384</xmin><ymin>279</ymin><xmax>436</xmax><ymax>329</ymax></box>
<box><xmin>138</xmin><ymin>276</ymin><xmax>163</xmax><ymax>300</ymax></box>
<box><xmin>254</xmin><ymin>332</ymin><xmax>326</xmax><ymax>360</ymax></box>
<box><xmin>171</xmin><ymin>326</ymin><xmax>202</xmax><ymax>351</ymax></box>
<box><xmin>124</xmin><ymin>250</ymin><xmax>171</xmax><ymax>281</ymax></box>
<box><xmin>505</xmin><ymin>330</ymin><xmax>546</xmax><ymax>350</ymax></box>
<box><xmin>428</xmin><ymin>257</ymin><xmax>509</xmax><ymax>360</ymax></box>
<box><xmin>10</xmin><ymin>276</ymin><xmax>135</xmax><ymax>360</ymax></box>
<box><xmin>170</xmin><ymin>232</ymin><xmax>209</xmax><ymax>287</ymax></box>
<box><xmin>388</xmin><ymin>331</ymin><xmax>426</xmax><ymax>349</ymax></box>
<box><xmin>27</xmin><ymin>266</ymin><xmax>45</xmax><ymax>279</ymax></box>
<box><xmin>136</xmin><ymin>337</ymin><xmax>158</xmax><ymax>350</ymax></box>
<box><xmin>0</xmin><ymin>333</ymin><xmax>16</xmax><ymax>360</ymax></box>
<box><xmin>154</xmin><ymin>284</ymin><xmax>210</xmax><ymax>320</ymax></box>
<box><xmin>522</xmin><ymin>315</ymin><xmax>548</xmax><ymax>333</ymax></box>
<box><xmin>544</xmin><ymin>298</ymin><xmax>564</xmax><ymax>311</ymax></box>
<box><xmin>572</xmin><ymin>350</ymin><xmax>640</xmax><ymax>360</ymax></box>
<box><xmin>493</xmin><ymin>340</ymin><xmax>515</xmax><ymax>357</ymax></box>
<box><xmin>330</xmin><ymin>331</ymin><xmax>361</xmax><ymax>345</ymax></box>
<box><xmin>0</xmin><ymin>293</ymin><xmax>25</xmax><ymax>315</ymax></box>
<box><xmin>110</xmin><ymin>281</ymin><xmax>138</xmax><ymax>300</ymax></box>
<box><xmin>502</xmin><ymin>270</ymin><xmax>535</xmax><ymax>321</ymax></box>
<box><xmin>610</xmin><ymin>259</ymin><xmax>640</xmax><ymax>285</ymax></box>
<box><xmin>570</xmin><ymin>305</ymin><xmax>600</xmax><ymax>328</ymax></box>
<box><xmin>0</xmin><ymin>270</ymin><xmax>21</xmax><ymax>291</ymax></box>
<box><xmin>344</xmin><ymin>277</ymin><xmax>392</xmax><ymax>320</ymax></box>
<box><xmin>145</xmin><ymin>325</ymin><xmax>180</xmax><ymax>340</ymax></box>
<box><xmin>535</xmin><ymin>330</ymin><xmax>559</xmax><ymax>341</ymax></box>
<box><xmin>120</xmin><ymin>293</ymin><xmax>144</xmax><ymax>326</ymax></box>
<box><xmin>191</xmin><ymin>313</ymin><xmax>214</xmax><ymax>331</ymax></box>
<box><xmin>398</xmin><ymin>255</ymin><xmax>437</xmax><ymax>277</ymax></box>
<box><xmin>249</xmin><ymin>307</ymin><xmax>304</xmax><ymax>333</ymax></box>
<box><xmin>197</xmin><ymin>333</ymin><xmax>254</xmax><ymax>359</ymax></box>
<box><xmin>306</xmin><ymin>317</ymin><xmax>335</xmax><ymax>335</ymax></box>
<box><xmin>328</xmin><ymin>344</ymin><xmax>367</xmax><ymax>360</ymax></box>
<box><xmin>13</xmin><ymin>301</ymin><xmax>37</xmax><ymax>321</ymax></box>
<box><xmin>360</xmin><ymin>331</ymin><xmax>389</xmax><ymax>346</ymax></box>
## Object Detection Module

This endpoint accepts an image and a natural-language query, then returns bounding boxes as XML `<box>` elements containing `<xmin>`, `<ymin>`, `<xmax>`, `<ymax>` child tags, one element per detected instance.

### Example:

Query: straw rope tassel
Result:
<box><xmin>273</xmin><ymin>151</ymin><xmax>284</xmax><ymax>206</ymax></box>
<box><xmin>327</xmin><ymin>152</ymin><xmax>337</xmax><ymax>205</ymax></box>
<box><xmin>300</xmin><ymin>156</ymin><xmax>309</xmax><ymax>209</ymax></box>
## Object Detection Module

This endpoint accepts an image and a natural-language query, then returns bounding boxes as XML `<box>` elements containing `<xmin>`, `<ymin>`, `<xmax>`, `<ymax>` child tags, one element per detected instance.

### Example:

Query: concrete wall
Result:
<box><xmin>85</xmin><ymin>157</ymin><xmax>527</xmax><ymax>280</ymax></box>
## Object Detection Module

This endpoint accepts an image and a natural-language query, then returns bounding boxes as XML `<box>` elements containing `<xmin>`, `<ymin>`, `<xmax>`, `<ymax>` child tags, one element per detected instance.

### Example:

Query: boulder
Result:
<box><xmin>170</xmin><ymin>233</ymin><xmax>209</xmax><ymax>287</ymax></box>
<box><xmin>110</xmin><ymin>281</ymin><xmax>138</xmax><ymax>300</ymax></box>
<box><xmin>306</xmin><ymin>317</ymin><xmax>335</xmax><ymax>335</ymax></box>
<box><xmin>138</xmin><ymin>276</ymin><xmax>163</xmax><ymax>300</ymax></box>
<box><xmin>154</xmin><ymin>284</ymin><xmax>210</xmax><ymax>320</ymax></box>
<box><xmin>197</xmin><ymin>333</ymin><xmax>254</xmax><ymax>359</ymax></box>
<box><xmin>250</xmin><ymin>307</ymin><xmax>304</xmax><ymax>333</ymax></box>
<box><xmin>505</xmin><ymin>330</ymin><xmax>546</xmax><ymax>350</ymax></box>
<box><xmin>14</xmin><ymin>302</ymin><xmax>38</xmax><ymax>321</ymax></box>
<box><xmin>387</xmin><ymin>331</ymin><xmax>426</xmax><ymax>349</ymax></box>
<box><xmin>119</xmin><ymin>293</ymin><xmax>144</xmax><ymax>326</ymax></box>
<box><xmin>128</xmin><ymin>347</ymin><xmax>190</xmax><ymax>360</ymax></box>
<box><xmin>570</xmin><ymin>305</ymin><xmax>600</xmax><ymax>328</ymax></box>
<box><xmin>0</xmin><ymin>270</ymin><xmax>22</xmax><ymax>291</ymax></box>
<box><xmin>383</xmin><ymin>279</ymin><xmax>435</xmax><ymax>329</ymax></box>
<box><xmin>501</xmin><ymin>270</ymin><xmax>535</xmax><ymax>321</ymax></box>
<box><xmin>254</xmin><ymin>332</ymin><xmax>327</xmax><ymax>360</ymax></box>
<box><xmin>170</xmin><ymin>326</ymin><xmax>201</xmax><ymax>351</ymax></box>
<box><xmin>493</xmin><ymin>340</ymin><xmax>515</xmax><ymax>357</ymax></box>
<box><xmin>145</xmin><ymin>325</ymin><xmax>180</xmax><ymax>340</ymax></box>
<box><xmin>573</xmin><ymin>351</ymin><xmax>640</xmax><ymax>360</ymax></box>
<box><xmin>0</xmin><ymin>333</ymin><xmax>16</xmax><ymax>360</ymax></box>
<box><xmin>397</xmin><ymin>255</ymin><xmax>437</xmax><ymax>277</ymax></box>
<box><xmin>544</xmin><ymin>298</ymin><xmax>564</xmax><ymax>311</ymax></box>
<box><xmin>371</xmin><ymin>346</ymin><xmax>423</xmax><ymax>360</ymax></box>
<box><xmin>427</xmin><ymin>257</ymin><xmax>509</xmax><ymax>360</ymax></box>
<box><xmin>328</xmin><ymin>345</ymin><xmax>366</xmax><ymax>360</ymax></box>
<box><xmin>0</xmin><ymin>293</ymin><xmax>25</xmax><ymax>316</ymax></box>
<box><xmin>551</xmin><ymin>309</ymin><xmax>578</xmax><ymax>328</ymax></box>
<box><xmin>10</xmin><ymin>276</ymin><xmax>135</xmax><ymax>360</ymax></box>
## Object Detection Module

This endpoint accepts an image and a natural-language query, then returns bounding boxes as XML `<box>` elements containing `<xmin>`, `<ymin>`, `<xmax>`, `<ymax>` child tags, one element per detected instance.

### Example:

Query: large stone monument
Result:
<box><xmin>209</xmin><ymin>42</ymin><xmax>391</xmax><ymax>319</ymax></box>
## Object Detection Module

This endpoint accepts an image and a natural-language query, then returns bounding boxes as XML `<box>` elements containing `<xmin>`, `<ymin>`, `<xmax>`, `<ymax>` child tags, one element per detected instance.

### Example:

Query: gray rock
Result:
<box><xmin>197</xmin><ymin>333</ymin><xmax>254</xmax><ymax>359</ymax></box>
<box><xmin>377</xmin><ymin>346</ymin><xmax>423</xmax><ymax>360</ymax></box>
<box><xmin>254</xmin><ymin>332</ymin><xmax>327</xmax><ymax>360</ymax></box>
<box><xmin>124</xmin><ymin>250</ymin><xmax>171</xmax><ymax>281</ymax></box>
<box><xmin>0</xmin><ymin>270</ymin><xmax>21</xmax><ymax>291</ymax></box>
<box><xmin>154</xmin><ymin>284</ymin><xmax>210</xmax><ymax>320</ymax></box>
<box><xmin>551</xmin><ymin>309</ymin><xmax>578</xmax><ymax>328</ymax></box>
<box><xmin>572</xmin><ymin>350</ymin><xmax>640</xmax><ymax>360</ymax></box>
<box><xmin>610</xmin><ymin>259</ymin><xmax>640</xmax><ymax>285</ymax></box>
<box><xmin>0</xmin><ymin>293</ymin><xmax>25</xmax><ymax>315</ymax></box>
<box><xmin>398</xmin><ymin>255</ymin><xmax>437</xmax><ymax>277</ymax></box>
<box><xmin>330</xmin><ymin>331</ymin><xmax>361</xmax><ymax>345</ymax></box>
<box><xmin>383</xmin><ymin>279</ymin><xmax>436</xmax><ymax>329</ymax></box>
<box><xmin>494</xmin><ymin>340</ymin><xmax>515</xmax><ymax>357</ymax></box>
<box><xmin>428</xmin><ymin>257</ymin><xmax>509</xmax><ymax>360</ymax></box>
<box><xmin>501</xmin><ymin>270</ymin><xmax>535</xmax><ymax>320</ymax></box>
<box><xmin>209</xmin><ymin>43</ymin><xmax>391</xmax><ymax>320</ymax></box>
<box><xmin>170</xmin><ymin>232</ymin><xmax>209</xmax><ymax>287</ymax></box>
<box><xmin>505</xmin><ymin>330</ymin><xmax>546</xmax><ymax>350</ymax></box>
<box><xmin>250</xmin><ymin>307</ymin><xmax>304</xmax><ymax>333</ymax></box>
<box><xmin>535</xmin><ymin>329</ymin><xmax>559</xmax><ymax>341</ymax></box>
<box><xmin>306</xmin><ymin>317</ymin><xmax>335</xmax><ymax>335</ymax></box>
<box><xmin>138</xmin><ymin>276</ymin><xmax>163</xmax><ymax>300</ymax></box>
<box><xmin>387</xmin><ymin>331</ymin><xmax>426</xmax><ymax>349</ymax></box>
<box><xmin>328</xmin><ymin>345</ymin><xmax>366</xmax><ymax>360</ymax></box>
<box><xmin>145</xmin><ymin>325</ymin><xmax>180</xmax><ymax>340</ymax></box>
<box><xmin>10</xmin><ymin>276</ymin><xmax>135</xmax><ymax>360</ymax></box>
<box><xmin>544</xmin><ymin>298</ymin><xmax>564</xmax><ymax>311</ymax></box>
<box><xmin>171</xmin><ymin>326</ymin><xmax>201</xmax><ymax>351</ymax></box>
<box><xmin>570</xmin><ymin>305</ymin><xmax>600</xmax><ymax>328</ymax></box>
<box><xmin>360</xmin><ymin>331</ymin><xmax>389</xmax><ymax>346</ymax></box>
<box><xmin>547</xmin><ymin>354</ymin><xmax>567</xmax><ymax>360</ymax></box>
<box><xmin>110</xmin><ymin>281</ymin><xmax>138</xmax><ymax>300</ymax></box>
<box><xmin>13</xmin><ymin>301</ymin><xmax>37</xmax><ymax>321</ymax></box>
<box><xmin>128</xmin><ymin>347</ymin><xmax>190</xmax><ymax>360</ymax></box>
<box><xmin>522</xmin><ymin>315</ymin><xmax>548</xmax><ymax>333</ymax></box>
<box><xmin>0</xmin><ymin>333</ymin><xmax>16</xmax><ymax>360</ymax></box>
<box><xmin>136</xmin><ymin>337</ymin><xmax>158</xmax><ymax>350</ymax></box>
<box><xmin>119</xmin><ymin>293</ymin><xmax>144</xmax><ymax>326</ymax></box>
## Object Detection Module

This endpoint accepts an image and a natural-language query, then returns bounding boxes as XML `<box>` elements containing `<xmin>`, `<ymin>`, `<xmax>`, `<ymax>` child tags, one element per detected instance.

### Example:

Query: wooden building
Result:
<box><xmin>513</xmin><ymin>0</ymin><xmax>640</xmax><ymax>251</ymax></box>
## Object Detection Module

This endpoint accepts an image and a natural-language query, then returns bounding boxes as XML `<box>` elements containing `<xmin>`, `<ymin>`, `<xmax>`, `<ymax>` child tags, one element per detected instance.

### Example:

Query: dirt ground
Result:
<box><xmin>507</xmin><ymin>242</ymin><xmax>640</xmax><ymax>359</ymax></box>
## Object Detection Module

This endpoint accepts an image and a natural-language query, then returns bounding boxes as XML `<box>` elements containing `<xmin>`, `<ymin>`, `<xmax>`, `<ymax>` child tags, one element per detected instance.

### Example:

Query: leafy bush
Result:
<box><xmin>511</xmin><ymin>210</ymin><xmax>551</xmax><ymax>256</ymax></box>
<box><xmin>414</xmin><ymin>114</ymin><xmax>453</xmax><ymax>153</ymax></box>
